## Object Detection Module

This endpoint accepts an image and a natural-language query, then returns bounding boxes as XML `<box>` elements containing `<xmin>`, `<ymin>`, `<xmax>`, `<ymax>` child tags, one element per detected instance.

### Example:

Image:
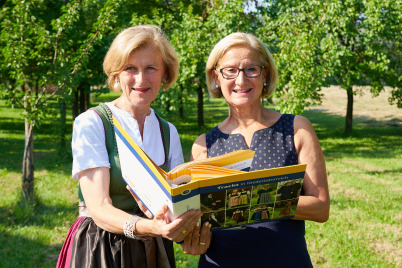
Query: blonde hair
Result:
<box><xmin>206</xmin><ymin>32</ymin><xmax>278</xmax><ymax>98</ymax></box>
<box><xmin>103</xmin><ymin>25</ymin><xmax>179</xmax><ymax>91</ymax></box>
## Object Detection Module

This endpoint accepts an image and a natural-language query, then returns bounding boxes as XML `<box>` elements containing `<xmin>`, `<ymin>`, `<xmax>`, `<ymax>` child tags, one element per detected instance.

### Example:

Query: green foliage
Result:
<box><xmin>258</xmin><ymin>0</ymin><xmax>328</xmax><ymax>114</ymax></box>
<box><xmin>0</xmin><ymin>0</ymin><xmax>123</xmax><ymax>124</ymax></box>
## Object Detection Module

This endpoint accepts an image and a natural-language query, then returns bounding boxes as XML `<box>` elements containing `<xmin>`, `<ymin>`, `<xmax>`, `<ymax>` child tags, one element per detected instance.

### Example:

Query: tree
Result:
<box><xmin>0</xmin><ymin>0</ymin><xmax>122</xmax><ymax>200</ymax></box>
<box><xmin>319</xmin><ymin>0</ymin><xmax>401</xmax><ymax>134</ymax></box>
<box><xmin>253</xmin><ymin>0</ymin><xmax>400</xmax><ymax>134</ymax></box>
<box><xmin>257</xmin><ymin>0</ymin><xmax>328</xmax><ymax>115</ymax></box>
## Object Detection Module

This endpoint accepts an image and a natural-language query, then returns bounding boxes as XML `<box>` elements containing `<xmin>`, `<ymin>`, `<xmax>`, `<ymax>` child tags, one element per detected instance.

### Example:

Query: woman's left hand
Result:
<box><xmin>181</xmin><ymin>221</ymin><xmax>212</xmax><ymax>255</ymax></box>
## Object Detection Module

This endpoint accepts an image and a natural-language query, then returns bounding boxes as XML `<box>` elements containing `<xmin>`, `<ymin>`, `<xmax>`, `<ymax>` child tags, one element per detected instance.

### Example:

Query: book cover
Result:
<box><xmin>113</xmin><ymin>116</ymin><xmax>306</xmax><ymax>229</ymax></box>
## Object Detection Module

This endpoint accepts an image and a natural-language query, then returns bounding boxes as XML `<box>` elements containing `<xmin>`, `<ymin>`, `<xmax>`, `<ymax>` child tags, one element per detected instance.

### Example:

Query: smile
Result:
<box><xmin>132</xmin><ymin>87</ymin><xmax>150</xmax><ymax>93</ymax></box>
<box><xmin>233</xmin><ymin>88</ymin><xmax>252</xmax><ymax>93</ymax></box>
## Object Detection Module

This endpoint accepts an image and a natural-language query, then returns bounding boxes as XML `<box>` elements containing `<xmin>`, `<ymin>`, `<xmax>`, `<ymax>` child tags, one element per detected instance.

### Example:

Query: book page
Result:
<box><xmin>169</xmin><ymin>150</ymin><xmax>255</xmax><ymax>174</ymax></box>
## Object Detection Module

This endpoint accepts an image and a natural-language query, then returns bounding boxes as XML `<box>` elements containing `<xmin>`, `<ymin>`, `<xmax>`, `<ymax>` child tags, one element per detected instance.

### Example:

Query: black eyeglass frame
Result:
<box><xmin>217</xmin><ymin>65</ymin><xmax>264</xmax><ymax>80</ymax></box>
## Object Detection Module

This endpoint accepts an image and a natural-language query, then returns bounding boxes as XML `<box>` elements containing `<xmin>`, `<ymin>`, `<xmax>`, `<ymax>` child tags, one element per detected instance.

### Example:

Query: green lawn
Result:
<box><xmin>0</xmin><ymin>94</ymin><xmax>400</xmax><ymax>267</ymax></box>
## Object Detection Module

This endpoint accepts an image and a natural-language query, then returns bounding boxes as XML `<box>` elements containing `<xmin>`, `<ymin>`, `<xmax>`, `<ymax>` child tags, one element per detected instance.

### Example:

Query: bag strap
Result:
<box><xmin>154</xmin><ymin>111</ymin><xmax>170</xmax><ymax>172</ymax></box>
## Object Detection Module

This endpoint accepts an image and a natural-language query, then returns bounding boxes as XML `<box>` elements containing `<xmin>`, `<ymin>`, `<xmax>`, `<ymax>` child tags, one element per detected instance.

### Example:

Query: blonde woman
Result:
<box><xmin>182</xmin><ymin>32</ymin><xmax>329</xmax><ymax>267</ymax></box>
<box><xmin>57</xmin><ymin>25</ymin><xmax>202</xmax><ymax>268</ymax></box>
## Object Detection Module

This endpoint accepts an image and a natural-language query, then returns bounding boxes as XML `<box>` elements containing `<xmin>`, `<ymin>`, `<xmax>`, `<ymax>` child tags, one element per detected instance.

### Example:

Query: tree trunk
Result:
<box><xmin>22</xmin><ymin>119</ymin><xmax>34</xmax><ymax>201</ymax></box>
<box><xmin>79</xmin><ymin>83</ymin><xmax>86</xmax><ymax>114</ymax></box>
<box><xmin>72</xmin><ymin>89</ymin><xmax>79</xmax><ymax>120</ymax></box>
<box><xmin>58</xmin><ymin>101</ymin><xmax>67</xmax><ymax>156</ymax></box>
<box><xmin>345</xmin><ymin>88</ymin><xmax>354</xmax><ymax>135</ymax></box>
<box><xmin>197</xmin><ymin>86</ymin><xmax>204</xmax><ymax>127</ymax></box>
<box><xmin>85</xmin><ymin>91</ymin><xmax>90</xmax><ymax>111</ymax></box>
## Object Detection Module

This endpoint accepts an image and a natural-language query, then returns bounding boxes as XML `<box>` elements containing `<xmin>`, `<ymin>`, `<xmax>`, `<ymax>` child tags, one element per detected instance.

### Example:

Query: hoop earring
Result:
<box><xmin>114</xmin><ymin>78</ymin><xmax>120</xmax><ymax>90</ymax></box>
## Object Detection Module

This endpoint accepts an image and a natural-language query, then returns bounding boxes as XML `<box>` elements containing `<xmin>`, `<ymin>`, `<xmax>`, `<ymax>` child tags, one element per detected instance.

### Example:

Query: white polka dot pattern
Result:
<box><xmin>206</xmin><ymin>114</ymin><xmax>298</xmax><ymax>171</ymax></box>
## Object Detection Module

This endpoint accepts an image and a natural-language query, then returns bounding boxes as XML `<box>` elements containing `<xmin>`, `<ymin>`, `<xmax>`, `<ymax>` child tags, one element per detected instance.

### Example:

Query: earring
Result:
<box><xmin>114</xmin><ymin>78</ymin><xmax>120</xmax><ymax>90</ymax></box>
<box><xmin>264</xmin><ymin>82</ymin><xmax>267</xmax><ymax>86</ymax></box>
<box><xmin>215</xmin><ymin>84</ymin><xmax>219</xmax><ymax>89</ymax></box>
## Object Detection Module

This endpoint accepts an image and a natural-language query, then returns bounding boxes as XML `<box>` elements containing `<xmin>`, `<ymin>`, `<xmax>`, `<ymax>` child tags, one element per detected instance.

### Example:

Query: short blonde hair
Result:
<box><xmin>103</xmin><ymin>25</ymin><xmax>179</xmax><ymax>91</ymax></box>
<box><xmin>206</xmin><ymin>32</ymin><xmax>278</xmax><ymax>98</ymax></box>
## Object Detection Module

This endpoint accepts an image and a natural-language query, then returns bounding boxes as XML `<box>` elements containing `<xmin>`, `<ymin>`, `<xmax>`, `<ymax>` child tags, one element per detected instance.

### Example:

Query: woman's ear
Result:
<box><xmin>263</xmin><ymin>69</ymin><xmax>270</xmax><ymax>84</ymax></box>
<box><xmin>212</xmin><ymin>70</ymin><xmax>220</xmax><ymax>87</ymax></box>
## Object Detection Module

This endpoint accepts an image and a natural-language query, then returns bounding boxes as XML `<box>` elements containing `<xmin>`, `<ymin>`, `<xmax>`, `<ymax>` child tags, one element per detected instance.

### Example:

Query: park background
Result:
<box><xmin>0</xmin><ymin>0</ymin><xmax>401</xmax><ymax>267</ymax></box>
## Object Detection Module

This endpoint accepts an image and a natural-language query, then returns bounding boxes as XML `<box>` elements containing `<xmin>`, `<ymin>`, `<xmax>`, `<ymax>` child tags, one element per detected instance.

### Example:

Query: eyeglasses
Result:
<box><xmin>217</xmin><ymin>65</ymin><xmax>263</xmax><ymax>79</ymax></box>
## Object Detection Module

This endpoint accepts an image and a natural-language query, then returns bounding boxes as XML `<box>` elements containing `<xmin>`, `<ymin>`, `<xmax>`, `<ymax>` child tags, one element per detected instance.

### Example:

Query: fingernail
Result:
<box><xmin>197</xmin><ymin>221</ymin><xmax>200</xmax><ymax>227</ymax></box>
<box><xmin>205</xmin><ymin>222</ymin><xmax>210</xmax><ymax>227</ymax></box>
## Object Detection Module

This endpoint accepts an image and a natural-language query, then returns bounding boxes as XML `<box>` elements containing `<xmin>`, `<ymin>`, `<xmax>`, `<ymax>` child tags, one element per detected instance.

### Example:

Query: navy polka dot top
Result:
<box><xmin>199</xmin><ymin>114</ymin><xmax>312</xmax><ymax>267</ymax></box>
<box><xmin>206</xmin><ymin>114</ymin><xmax>298</xmax><ymax>170</ymax></box>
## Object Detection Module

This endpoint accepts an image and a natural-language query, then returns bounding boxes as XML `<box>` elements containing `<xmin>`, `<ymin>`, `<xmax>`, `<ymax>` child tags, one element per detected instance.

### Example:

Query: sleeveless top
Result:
<box><xmin>199</xmin><ymin>114</ymin><xmax>312</xmax><ymax>267</ymax></box>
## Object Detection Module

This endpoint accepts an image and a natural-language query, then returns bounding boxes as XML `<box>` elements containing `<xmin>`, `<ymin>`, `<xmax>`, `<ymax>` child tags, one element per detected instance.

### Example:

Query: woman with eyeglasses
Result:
<box><xmin>180</xmin><ymin>32</ymin><xmax>330</xmax><ymax>267</ymax></box>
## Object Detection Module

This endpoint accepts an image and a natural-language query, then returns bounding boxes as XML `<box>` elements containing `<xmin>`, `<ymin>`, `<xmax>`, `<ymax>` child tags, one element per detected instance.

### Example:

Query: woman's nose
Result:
<box><xmin>235</xmin><ymin>70</ymin><xmax>247</xmax><ymax>85</ymax></box>
<box><xmin>133</xmin><ymin>71</ymin><xmax>145</xmax><ymax>83</ymax></box>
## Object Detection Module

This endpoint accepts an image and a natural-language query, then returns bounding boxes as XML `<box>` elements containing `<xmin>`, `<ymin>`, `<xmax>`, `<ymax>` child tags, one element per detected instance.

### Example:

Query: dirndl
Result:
<box><xmin>56</xmin><ymin>217</ymin><xmax>175</xmax><ymax>268</ymax></box>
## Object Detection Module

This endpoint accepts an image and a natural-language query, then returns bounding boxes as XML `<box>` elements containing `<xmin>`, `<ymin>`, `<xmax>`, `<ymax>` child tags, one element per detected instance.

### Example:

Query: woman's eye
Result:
<box><xmin>125</xmin><ymin>67</ymin><xmax>135</xmax><ymax>71</ymax></box>
<box><xmin>146</xmin><ymin>66</ymin><xmax>157</xmax><ymax>71</ymax></box>
<box><xmin>226</xmin><ymin>68</ymin><xmax>237</xmax><ymax>73</ymax></box>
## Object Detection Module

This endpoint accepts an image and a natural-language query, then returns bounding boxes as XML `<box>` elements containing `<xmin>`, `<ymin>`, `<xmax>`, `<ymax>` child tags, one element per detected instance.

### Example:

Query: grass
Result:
<box><xmin>0</xmin><ymin>93</ymin><xmax>401</xmax><ymax>267</ymax></box>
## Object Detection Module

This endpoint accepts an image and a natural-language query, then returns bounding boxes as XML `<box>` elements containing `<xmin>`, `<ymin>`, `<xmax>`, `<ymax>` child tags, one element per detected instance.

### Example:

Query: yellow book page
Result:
<box><xmin>190</xmin><ymin>165</ymin><xmax>245</xmax><ymax>175</ymax></box>
<box><xmin>168</xmin><ymin>150</ymin><xmax>255</xmax><ymax>174</ymax></box>
<box><xmin>167</xmin><ymin>165</ymin><xmax>245</xmax><ymax>183</ymax></box>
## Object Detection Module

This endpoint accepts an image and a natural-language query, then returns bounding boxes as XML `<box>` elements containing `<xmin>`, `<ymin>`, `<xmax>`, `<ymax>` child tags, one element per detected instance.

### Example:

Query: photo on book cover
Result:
<box><xmin>226</xmin><ymin>186</ymin><xmax>252</xmax><ymax>208</ymax></box>
<box><xmin>249</xmin><ymin>204</ymin><xmax>274</xmax><ymax>223</ymax></box>
<box><xmin>251</xmin><ymin>183</ymin><xmax>278</xmax><ymax>205</ymax></box>
<box><xmin>201</xmin><ymin>210</ymin><xmax>225</xmax><ymax>229</ymax></box>
<box><xmin>225</xmin><ymin>207</ymin><xmax>250</xmax><ymax>227</ymax></box>
<box><xmin>201</xmin><ymin>191</ymin><xmax>226</xmax><ymax>212</ymax></box>
<box><xmin>276</xmin><ymin>179</ymin><xmax>303</xmax><ymax>201</ymax></box>
<box><xmin>272</xmin><ymin>199</ymin><xmax>299</xmax><ymax>219</ymax></box>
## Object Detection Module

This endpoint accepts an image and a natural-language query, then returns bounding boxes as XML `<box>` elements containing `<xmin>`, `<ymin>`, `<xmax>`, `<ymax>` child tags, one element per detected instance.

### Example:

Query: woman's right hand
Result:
<box><xmin>139</xmin><ymin>205</ymin><xmax>203</xmax><ymax>242</ymax></box>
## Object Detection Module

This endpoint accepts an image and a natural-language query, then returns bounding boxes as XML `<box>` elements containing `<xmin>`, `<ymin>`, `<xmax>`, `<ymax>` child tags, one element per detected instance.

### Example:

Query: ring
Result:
<box><xmin>182</xmin><ymin>230</ymin><xmax>187</xmax><ymax>234</ymax></box>
<box><xmin>199</xmin><ymin>242</ymin><xmax>206</xmax><ymax>245</ymax></box>
<box><xmin>176</xmin><ymin>240</ymin><xmax>184</xmax><ymax>245</ymax></box>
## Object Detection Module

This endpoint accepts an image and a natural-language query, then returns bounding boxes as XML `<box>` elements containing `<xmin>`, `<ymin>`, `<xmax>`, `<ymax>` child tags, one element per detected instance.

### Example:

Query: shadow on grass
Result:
<box><xmin>0</xmin><ymin>195</ymin><xmax>77</xmax><ymax>229</ymax></box>
<box><xmin>0</xmin><ymin>230</ymin><xmax>62</xmax><ymax>268</ymax></box>
<box><xmin>0</xmin><ymin>134</ymin><xmax>72</xmax><ymax>175</ymax></box>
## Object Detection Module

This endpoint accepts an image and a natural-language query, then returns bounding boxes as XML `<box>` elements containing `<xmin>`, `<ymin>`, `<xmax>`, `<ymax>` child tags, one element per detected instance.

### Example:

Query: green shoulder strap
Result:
<box><xmin>78</xmin><ymin>103</ymin><xmax>116</xmax><ymax>203</ymax></box>
<box><xmin>154</xmin><ymin>111</ymin><xmax>170</xmax><ymax>172</ymax></box>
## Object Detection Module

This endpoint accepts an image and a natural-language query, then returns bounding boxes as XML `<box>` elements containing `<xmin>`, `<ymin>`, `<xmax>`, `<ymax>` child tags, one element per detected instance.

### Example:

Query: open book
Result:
<box><xmin>114</xmin><ymin>116</ymin><xmax>306</xmax><ymax>229</ymax></box>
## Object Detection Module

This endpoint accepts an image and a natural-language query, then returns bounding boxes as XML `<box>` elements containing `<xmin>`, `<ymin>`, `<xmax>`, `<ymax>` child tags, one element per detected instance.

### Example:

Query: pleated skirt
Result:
<box><xmin>56</xmin><ymin>217</ymin><xmax>175</xmax><ymax>268</ymax></box>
